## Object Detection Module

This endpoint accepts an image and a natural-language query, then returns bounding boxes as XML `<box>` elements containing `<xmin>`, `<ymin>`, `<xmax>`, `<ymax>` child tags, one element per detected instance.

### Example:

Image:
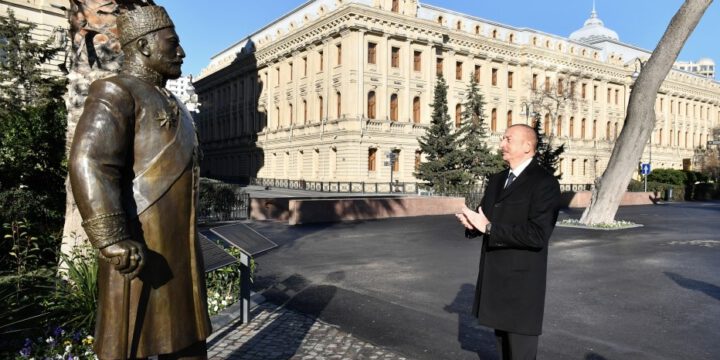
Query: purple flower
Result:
<box><xmin>53</xmin><ymin>326</ymin><xmax>64</xmax><ymax>338</ymax></box>
<box><xmin>72</xmin><ymin>331</ymin><xmax>82</xmax><ymax>342</ymax></box>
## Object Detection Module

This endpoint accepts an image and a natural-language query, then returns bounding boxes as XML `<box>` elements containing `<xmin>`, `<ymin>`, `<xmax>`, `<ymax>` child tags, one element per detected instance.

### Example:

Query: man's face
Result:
<box><xmin>500</xmin><ymin>126</ymin><xmax>530</xmax><ymax>165</ymax></box>
<box><xmin>145</xmin><ymin>27</ymin><xmax>185</xmax><ymax>80</ymax></box>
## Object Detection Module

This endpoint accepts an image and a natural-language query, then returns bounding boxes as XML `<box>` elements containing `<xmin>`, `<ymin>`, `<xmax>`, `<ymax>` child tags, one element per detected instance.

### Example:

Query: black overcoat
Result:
<box><xmin>472</xmin><ymin>159</ymin><xmax>561</xmax><ymax>336</ymax></box>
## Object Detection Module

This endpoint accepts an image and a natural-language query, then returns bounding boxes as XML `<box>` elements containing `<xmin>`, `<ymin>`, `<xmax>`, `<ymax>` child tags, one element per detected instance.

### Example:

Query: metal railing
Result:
<box><xmin>250</xmin><ymin>178</ymin><xmax>419</xmax><ymax>194</ymax></box>
<box><xmin>199</xmin><ymin>182</ymin><xmax>250</xmax><ymax>222</ymax></box>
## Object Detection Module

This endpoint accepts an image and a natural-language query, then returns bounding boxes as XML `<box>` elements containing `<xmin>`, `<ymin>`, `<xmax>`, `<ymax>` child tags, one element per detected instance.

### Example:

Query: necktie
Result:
<box><xmin>505</xmin><ymin>172</ymin><xmax>516</xmax><ymax>189</ymax></box>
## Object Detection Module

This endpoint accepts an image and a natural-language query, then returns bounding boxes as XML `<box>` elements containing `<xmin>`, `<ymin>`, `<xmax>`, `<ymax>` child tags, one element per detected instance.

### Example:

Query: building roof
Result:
<box><xmin>569</xmin><ymin>4</ymin><xmax>619</xmax><ymax>44</ymax></box>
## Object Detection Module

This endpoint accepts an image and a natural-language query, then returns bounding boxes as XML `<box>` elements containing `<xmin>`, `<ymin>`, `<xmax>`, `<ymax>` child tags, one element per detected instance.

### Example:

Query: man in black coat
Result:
<box><xmin>457</xmin><ymin>124</ymin><xmax>561</xmax><ymax>360</ymax></box>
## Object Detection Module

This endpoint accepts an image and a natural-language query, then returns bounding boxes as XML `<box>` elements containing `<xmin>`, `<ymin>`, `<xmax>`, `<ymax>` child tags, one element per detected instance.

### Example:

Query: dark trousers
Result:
<box><xmin>494</xmin><ymin>330</ymin><xmax>538</xmax><ymax>360</ymax></box>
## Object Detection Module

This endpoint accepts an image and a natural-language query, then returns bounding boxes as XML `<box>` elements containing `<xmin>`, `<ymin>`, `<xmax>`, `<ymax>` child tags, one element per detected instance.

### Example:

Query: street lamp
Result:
<box><xmin>521</xmin><ymin>101</ymin><xmax>534</xmax><ymax>125</ymax></box>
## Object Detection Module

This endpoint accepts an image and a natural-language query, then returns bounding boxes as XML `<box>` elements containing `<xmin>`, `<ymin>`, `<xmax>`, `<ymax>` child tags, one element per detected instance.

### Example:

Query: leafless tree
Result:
<box><xmin>580</xmin><ymin>0</ymin><xmax>713</xmax><ymax>224</ymax></box>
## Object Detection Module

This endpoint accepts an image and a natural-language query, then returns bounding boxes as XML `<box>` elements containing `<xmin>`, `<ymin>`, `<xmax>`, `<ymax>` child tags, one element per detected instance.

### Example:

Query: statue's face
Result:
<box><xmin>145</xmin><ymin>27</ymin><xmax>185</xmax><ymax>80</ymax></box>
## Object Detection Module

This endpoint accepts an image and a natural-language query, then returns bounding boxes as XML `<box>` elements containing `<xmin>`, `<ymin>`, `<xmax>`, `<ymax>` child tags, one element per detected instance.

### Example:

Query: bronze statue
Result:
<box><xmin>69</xmin><ymin>6</ymin><xmax>211</xmax><ymax>359</ymax></box>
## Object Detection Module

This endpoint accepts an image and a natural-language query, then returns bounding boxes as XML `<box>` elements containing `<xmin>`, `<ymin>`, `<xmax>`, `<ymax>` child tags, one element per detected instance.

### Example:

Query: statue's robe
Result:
<box><xmin>69</xmin><ymin>73</ymin><xmax>211</xmax><ymax>359</ymax></box>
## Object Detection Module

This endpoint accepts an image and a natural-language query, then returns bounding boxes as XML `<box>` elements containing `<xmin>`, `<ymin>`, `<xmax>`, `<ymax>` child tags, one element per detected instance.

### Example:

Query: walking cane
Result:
<box><xmin>120</xmin><ymin>268</ymin><xmax>131</xmax><ymax>359</ymax></box>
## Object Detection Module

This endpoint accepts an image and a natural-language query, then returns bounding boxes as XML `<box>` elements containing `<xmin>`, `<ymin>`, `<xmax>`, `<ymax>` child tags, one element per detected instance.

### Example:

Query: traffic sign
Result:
<box><xmin>641</xmin><ymin>163</ymin><xmax>651</xmax><ymax>175</ymax></box>
<box><xmin>708</xmin><ymin>140</ymin><xmax>720</xmax><ymax>146</ymax></box>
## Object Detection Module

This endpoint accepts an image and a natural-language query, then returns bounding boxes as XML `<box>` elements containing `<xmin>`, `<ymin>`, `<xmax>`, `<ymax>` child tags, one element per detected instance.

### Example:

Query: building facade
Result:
<box><xmin>1</xmin><ymin>0</ymin><xmax>69</xmax><ymax>75</ymax></box>
<box><xmin>194</xmin><ymin>0</ymin><xmax>720</xmax><ymax>186</ymax></box>
<box><xmin>167</xmin><ymin>75</ymin><xmax>201</xmax><ymax>113</ymax></box>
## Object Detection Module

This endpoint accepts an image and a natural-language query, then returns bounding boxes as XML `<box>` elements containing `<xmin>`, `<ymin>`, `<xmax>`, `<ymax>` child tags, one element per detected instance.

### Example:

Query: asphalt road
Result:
<box><xmin>246</xmin><ymin>202</ymin><xmax>720</xmax><ymax>360</ymax></box>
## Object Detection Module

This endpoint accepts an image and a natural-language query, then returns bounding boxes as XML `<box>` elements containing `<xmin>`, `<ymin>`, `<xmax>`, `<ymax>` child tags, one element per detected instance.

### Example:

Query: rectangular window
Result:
<box><xmin>302</xmin><ymin>56</ymin><xmax>307</xmax><ymax>76</ymax></box>
<box><xmin>474</xmin><ymin>65</ymin><xmax>481</xmax><ymax>83</ymax></box>
<box><xmin>318</xmin><ymin>50</ymin><xmax>324</xmax><ymax>72</ymax></box>
<box><xmin>368</xmin><ymin>43</ymin><xmax>376</xmax><ymax>64</ymax></box>
<box><xmin>336</xmin><ymin>44</ymin><xmax>342</xmax><ymax>65</ymax></box>
<box><xmin>436</xmin><ymin>58</ymin><xmax>443</xmax><ymax>76</ymax></box>
<box><xmin>557</xmin><ymin>79</ymin><xmax>564</xmax><ymax>94</ymax></box>
<box><xmin>507</xmin><ymin>71</ymin><xmax>513</xmax><ymax>89</ymax></box>
<box><xmin>491</xmin><ymin>68</ymin><xmax>498</xmax><ymax>86</ymax></box>
<box><xmin>456</xmin><ymin>61</ymin><xmax>463</xmax><ymax>80</ymax></box>
<box><xmin>413</xmin><ymin>51</ymin><xmax>421</xmax><ymax>71</ymax></box>
<box><xmin>615</xmin><ymin>89</ymin><xmax>619</xmax><ymax>105</ymax></box>
<box><xmin>593</xmin><ymin>85</ymin><xmax>598</xmax><ymax>101</ymax></box>
<box><xmin>544</xmin><ymin>76</ymin><xmax>550</xmax><ymax>91</ymax></box>
<box><xmin>391</xmin><ymin>47</ymin><xmax>400</xmax><ymax>68</ymax></box>
<box><xmin>581</xmin><ymin>83</ymin><xmax>586</xmax><ymax>99</ymax></box>
<box><xmin>392</xmin><ymin>150</ymin><xmax>400</xmax><ymax>172</ymax></box>
<box><xmin>276</xmin><ymin>67</ymin><xmax>280</xmax><ymax>86</ymax></box>
<box><xmin>289</xmin><ymin>62</ymin><xmax>293</xmax><ymax>80</ymax></box>
<box><xmin>607</xmin><ymin>88</ymin><xmax>611</xmax><ymax>103</ymax></box>
<box><xmin>368</xmin><ymin>148</ymin><xmax>377</xmax><ymax>171</ymax></box>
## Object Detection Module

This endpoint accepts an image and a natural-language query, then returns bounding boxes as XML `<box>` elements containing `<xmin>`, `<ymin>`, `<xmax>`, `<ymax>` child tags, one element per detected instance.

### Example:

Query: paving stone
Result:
<box><xmin>207</xmin><ymin>302</ymin><xmax>409</xmax><ymax>359</ymax></box>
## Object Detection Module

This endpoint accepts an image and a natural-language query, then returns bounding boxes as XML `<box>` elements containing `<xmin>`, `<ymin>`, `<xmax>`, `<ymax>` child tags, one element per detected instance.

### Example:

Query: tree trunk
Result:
<box><xmin>580</xmin><ymin>0</ymin><xmax>712</xmax><ymax>224</ymax></box>
<box><xmin>61</xmin><ymin>0</ymin><xmax>154</xmax><ymax>255</ymax></box>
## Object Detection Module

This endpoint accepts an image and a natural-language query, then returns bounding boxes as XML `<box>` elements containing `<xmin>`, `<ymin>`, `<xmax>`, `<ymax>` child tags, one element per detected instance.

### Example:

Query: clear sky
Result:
<box><xmin>163</xmin><ymin>0</ymin><xmax>719</xmax><ymax>79</ymax></box>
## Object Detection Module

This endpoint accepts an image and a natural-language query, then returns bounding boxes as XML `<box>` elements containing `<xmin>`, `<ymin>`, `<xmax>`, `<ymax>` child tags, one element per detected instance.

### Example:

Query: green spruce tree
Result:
<box><xmin>532</xmin><ymin>114</ymin><xmax>565</xmax><ymax>179</ymax></box>
<box><xmin>0</xmin><ymin>11</ymin><xmax>67</xmax><ymax>228</ymax></box>
<box><xmin>415</xmin><ymin>75</ymin><xmax>465</xmax><ymax>193</ymax></box>
<box><xmin>457</xmin><ymin>75</ymin><xmax>504</xmax><ymax>190</ymax></box>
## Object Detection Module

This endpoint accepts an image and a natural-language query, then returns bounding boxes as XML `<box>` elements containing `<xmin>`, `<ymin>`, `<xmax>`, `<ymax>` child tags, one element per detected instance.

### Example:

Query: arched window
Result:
<box><xmin>289</xmin><ymin>103</ymin><xmax>294</xmax><ymax>125</ymax></box>
<box><xmin>437</xmin><ymin>16</ymin><xmax>444</xmax><ymax>25</ymax></box>
<box><xmin>614</xmin><ymin>122</ymin><xmax>619</xmax><ymax>139</ymax></box>
<box><xmin>455</xmin><ymin>104</ymin><xmax>462</xmax><ymax>128</ymax></box>
<box><xmin>507</xmin><ymin>110</ymin><xmax>513</xmax><ymax>128</ymax></box>
<box><xmin>492</xmin><ymin>29</ymin><xmax>498</xmax><ymax>39</ymax></box>
<box><xmin>491</xmin><ymin>108</ymin><xmax>497</xmax><ymax>132</ymax></box>
<box><xmin>508</xmin><ymin>33</ymin><xmax>515</xmax><ymax>43</ymax></box>
<box><xmin>475</xmin><ymin>25</ymin><xmax>481</xmax><ymax>35</ymax></box>
<box><xmin>532</xmin><ymin>37</ymin><xmax>538</xmax><ymax>46</ymax></box>
<box><xmin>335</xmin><ymin>92</ymin><xmax>342</xmax><ymax>118</ymax></box>
<box><xmin>606</xmin><ymin>121</ymin><xmax>611</xmax><ymax>140</ymax></box>
<box><xmin>456</xmin><ymin>21</ymin><xmax>462</xmax><ymax>30</ymax></box>
<box><xmin>318</xmin><ymin>95</ymin><xmax>324</xmax><ymax>122</ymax></box>
<box><xmin>303</xmin><ymin>100</ymin><xmax>308</xmax><ymax>124</ymax></box>
<box><xmin>367</xmin><ymin>91</ymin><xmax>376</xmax><ymax>119</ymax></box>
<box><xmin>413</xmin><ymin>97</ymin><xmax>421</xmax><ymax>124</ymax></box>
<box><xmin>556</xmin><ymin>116</ymin><xmax>562</xmax><ymax>137</ymax></box>
<box><xmin>544</xmin><ymin>114</ymin><xmax>551</xmax><ymax>135</ymax></box>
<box><xmin>390</xmin><ymin>94</ymin><xmax>399</xmax><ymax>121</ymax></box>
<box><xmin>415</xmin><ymin>150</ymin><xmax>422</xmax><ymax>171</ymax></box>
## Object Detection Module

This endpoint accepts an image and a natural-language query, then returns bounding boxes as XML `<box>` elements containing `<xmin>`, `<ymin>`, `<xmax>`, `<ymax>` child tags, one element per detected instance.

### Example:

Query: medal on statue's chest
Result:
<box><xmin>155</xmin><ymin>87</ymin><xmax>180</xmax><ymax>129</ymax></box>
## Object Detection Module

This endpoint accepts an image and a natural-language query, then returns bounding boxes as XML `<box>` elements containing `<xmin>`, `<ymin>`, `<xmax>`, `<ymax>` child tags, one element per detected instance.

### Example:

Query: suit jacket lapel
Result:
<box><xmin>497</xmin><ymin>160</ymin><xmax>539</xmax><ymax>202</ymax></box>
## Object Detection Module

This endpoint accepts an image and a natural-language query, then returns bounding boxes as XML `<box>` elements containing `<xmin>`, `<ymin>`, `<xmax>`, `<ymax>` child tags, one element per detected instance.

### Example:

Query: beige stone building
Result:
<box><xmin>1</xmin><ymin>0</ymin><xmax>69</xmax><ymax>75</ymax></box>
<box><xmin>194</xmin><ymin>0</ymin><xmax>720</xmax><ymax>188</ymax></box>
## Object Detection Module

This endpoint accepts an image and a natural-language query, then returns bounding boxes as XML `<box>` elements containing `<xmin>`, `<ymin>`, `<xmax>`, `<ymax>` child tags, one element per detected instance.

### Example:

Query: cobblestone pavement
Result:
<box><xmin>207</xmin><ymin>302</ymin><xmax>409</xmax><ymax>360</ymax></box>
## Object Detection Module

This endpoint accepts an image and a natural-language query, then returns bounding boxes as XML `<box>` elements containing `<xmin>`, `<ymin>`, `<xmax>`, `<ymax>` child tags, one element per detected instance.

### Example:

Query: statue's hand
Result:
<box><xmin>99</xmin><ymin>240</ymin><xmax>146</xmax><ymax>279</ymax></box>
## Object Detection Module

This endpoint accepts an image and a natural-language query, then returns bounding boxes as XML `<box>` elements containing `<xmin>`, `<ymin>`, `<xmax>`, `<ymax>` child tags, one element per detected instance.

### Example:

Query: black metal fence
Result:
<box><xmin>250</xmin><ymin>178</ymin><xmax>418</xmax><ymax>194</ymax></box>
<box><xmin>199</xmin><ymin>181</ymin><xmax>250</xmax><ymax>222</ymax></box>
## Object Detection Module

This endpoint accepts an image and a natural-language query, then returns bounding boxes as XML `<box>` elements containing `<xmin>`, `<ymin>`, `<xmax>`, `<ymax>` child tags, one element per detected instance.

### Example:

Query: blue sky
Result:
<box><xmin>163</xmin><ymin>1</ymin><xmax>719</xmax><ymax>79</ymax></box>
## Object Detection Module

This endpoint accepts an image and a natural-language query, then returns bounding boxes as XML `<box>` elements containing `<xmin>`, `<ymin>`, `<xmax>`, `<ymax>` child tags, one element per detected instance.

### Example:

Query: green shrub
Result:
<box><xmin>647</xmin><ymin>168</ymin><xmax>686</xmax><ymax>186</ymax></box>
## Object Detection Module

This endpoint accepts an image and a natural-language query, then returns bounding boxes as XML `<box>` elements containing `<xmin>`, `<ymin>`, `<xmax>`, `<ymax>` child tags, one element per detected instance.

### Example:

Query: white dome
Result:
<box><xmin>569</xmin><ymin>9</ymin><xmax>619</xmax><ymax>43</ymax></box>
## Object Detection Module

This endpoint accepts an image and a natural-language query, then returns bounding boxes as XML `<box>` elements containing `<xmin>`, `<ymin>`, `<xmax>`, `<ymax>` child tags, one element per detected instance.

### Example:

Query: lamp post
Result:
<box><xmin>521</xmin><ymin>101</ymin><xmax>534</xmax><ymax>125</ymax></box>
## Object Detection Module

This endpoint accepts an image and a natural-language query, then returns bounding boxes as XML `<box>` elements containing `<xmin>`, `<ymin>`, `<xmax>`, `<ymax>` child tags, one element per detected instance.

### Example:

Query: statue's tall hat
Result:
<box><xmin>117</xmin><ymin>6</ymin><xmax>174</xmax><ymax>46</ymax></box>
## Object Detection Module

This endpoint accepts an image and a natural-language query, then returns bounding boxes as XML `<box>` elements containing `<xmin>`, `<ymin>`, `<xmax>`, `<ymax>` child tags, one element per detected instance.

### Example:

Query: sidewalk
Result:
<box><xmin>207</xmin><ymin>302</ymin><xmax>409</xmax><ymax>360</ymax></box>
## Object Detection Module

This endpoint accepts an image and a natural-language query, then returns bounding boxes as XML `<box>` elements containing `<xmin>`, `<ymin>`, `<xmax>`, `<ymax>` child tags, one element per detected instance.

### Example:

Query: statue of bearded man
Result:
<box><xmin>69</xmin><ymin>6</ymin><xmax>211</xmax><ymax>359</ymax></box>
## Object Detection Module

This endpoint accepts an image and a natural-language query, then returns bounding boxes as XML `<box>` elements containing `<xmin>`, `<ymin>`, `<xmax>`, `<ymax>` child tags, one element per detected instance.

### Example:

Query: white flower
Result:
<box><xmin>213</xmin><ymin>305</ymin><xmax>219</xmax><ymax>312</ymax></box>
<box><xmin>65</xmin><ymin>344</ymin><xmax>73</xmax><ymax>352</ymax></box>
<box><xmin>221</xmin><ymin>300</ymin><xmax>228</xmax><ymax>306</ymax></box>
<box><xmin>46</xmin><ymin>336</ymin><xmax>54</xmax><ymax>344</ymax></box>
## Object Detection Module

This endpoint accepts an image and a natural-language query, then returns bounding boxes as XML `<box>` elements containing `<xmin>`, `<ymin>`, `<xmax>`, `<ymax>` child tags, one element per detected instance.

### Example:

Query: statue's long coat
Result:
<box><xmin>69</xmin><ymin>73</ymin><xmax>211</xmax><ymax>358</ymax></box>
